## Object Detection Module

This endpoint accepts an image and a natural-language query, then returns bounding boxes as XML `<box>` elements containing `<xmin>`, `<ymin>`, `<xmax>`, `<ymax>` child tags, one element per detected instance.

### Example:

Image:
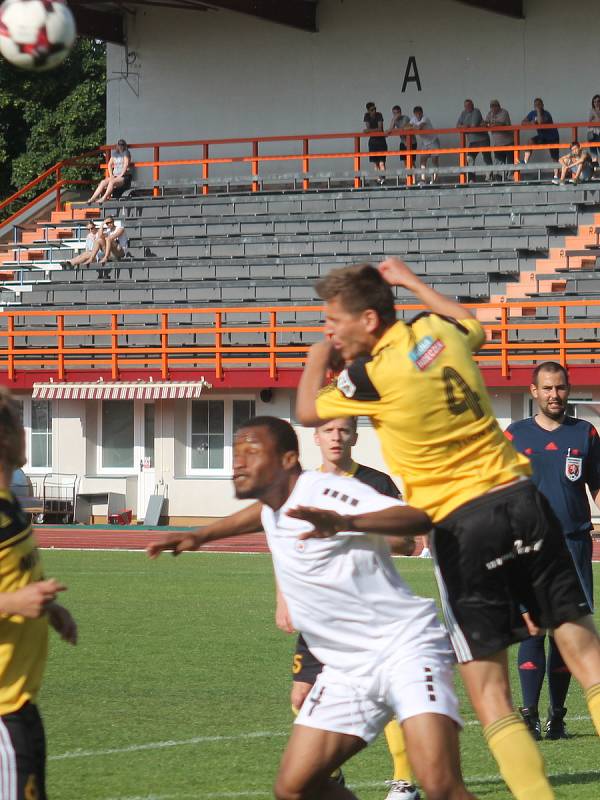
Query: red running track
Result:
<box><xmin>34</xmin><ymin>527</ymin><xmax>269</xmax><ymax>553</ymax></box>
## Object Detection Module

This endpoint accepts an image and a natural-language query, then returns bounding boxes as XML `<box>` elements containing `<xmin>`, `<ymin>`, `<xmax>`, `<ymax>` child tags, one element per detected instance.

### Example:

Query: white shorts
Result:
<box><xmin>295</xmin><ymin>652</ymin><xmax>462</xmax><ymax>744</ymax></box>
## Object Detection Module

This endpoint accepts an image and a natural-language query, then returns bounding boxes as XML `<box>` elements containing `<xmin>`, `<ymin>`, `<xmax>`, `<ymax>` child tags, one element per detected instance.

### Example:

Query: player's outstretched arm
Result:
<box><xmin>378</xmin><ymin>257</ymin><xmax>474</xmax><ymax>321</ymax></box>
<box><xmin>146</xmin><ymin>501</ymin><xmax>263</xmax><ymax>558</ymax></box>
<box><xmin>288</xmin><ymin>504</ymin><xmax>431</xmax><ymax>540</ymax></box>
<box><xmin>296</xmin><ymin>339</ymin><xmax>335</xmax><ymax>426</ymax></box>
<box><xmin>0</xmin><ymin>579</ymin><xmax>66</xmax><ymax>619</ymax></box>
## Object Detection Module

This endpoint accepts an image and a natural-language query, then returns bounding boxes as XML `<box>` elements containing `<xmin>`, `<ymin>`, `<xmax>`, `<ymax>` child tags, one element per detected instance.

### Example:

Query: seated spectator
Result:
<box><xmin>408</xmin><ymin>106</ymin><xmax>440</xmax><ymax>184</ymax></box>
<box><xmin>97</xmin><ymin>217</ymin><xmax>129</xmax><ymax>279</ymax></box>
<box><xmin>587</xmin><ymin>94</ymin><xmax>600</xmax><ymax>161</ymax></box>
<box><xmin>553</xmin><ymin>141</ymin><xmax>594</xmax><ymax>185</ymax></box>
<box><xmin>456</xmin><ymin>98</ymin><xmax>492</xmax><ymax>181</ymax></box>
<box><xmin>363</xmin><ymin>102</ymin><xmax>387</xmax><ymax>184</ymax></box>
<box><xmin>60</xmin><ymin>221</ymin><xmax>103</xmax><ymax>269</ymax></box>
<box><xmin>88</xmin><ymin>139</ymin><xmax>132</xmax><ymax>205</ymax></box>
<box><xmin>387</xmin><ymin>104</ymin><xmax>411</xmax><ymax>163</ymax></box>
<box><xmin>520</xmin><ymin>98</ymin><xmax>560</xmax><ymax>167</ymax></box>
<box><xmin>484</xmin><ymin>99</ymin><xmax>514</xmax><ymax>177</ymax></box>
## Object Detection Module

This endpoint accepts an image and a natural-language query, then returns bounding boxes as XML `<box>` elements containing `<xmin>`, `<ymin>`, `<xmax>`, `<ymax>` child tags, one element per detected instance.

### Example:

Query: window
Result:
<box><xmin>31</xmin><ymin>400</ymin><xmax>52</xmax><ymax>469</ymax></box>
<box><xmin>101</xmin><ymin>400</ymin><xmax>134</xmax><ymax>469</ymax></box>
<box><xmin>188</xmin><ymin>397</ymin><xmax>255</xmax><ymax>474</ymax></box>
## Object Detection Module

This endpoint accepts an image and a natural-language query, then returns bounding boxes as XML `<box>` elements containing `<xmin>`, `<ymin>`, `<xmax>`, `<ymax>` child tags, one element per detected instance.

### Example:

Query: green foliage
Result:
<box><xmin>39</xmin><ymin>551</ymin><xmax>600</xmax><ymax>800</ymax></box>
<box><xmin>0</xmin><ymin>38</ymin><xmax>106</xmax><ymax>204</ymax></box>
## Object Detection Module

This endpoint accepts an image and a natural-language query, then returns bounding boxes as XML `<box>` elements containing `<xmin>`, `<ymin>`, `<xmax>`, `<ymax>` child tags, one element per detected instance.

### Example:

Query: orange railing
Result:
<box><xmin>1</xmin><ymin>300</ymin><xmax>600</xmax><ymax>384</ymax></box>
<box><xmin>0</xmin><ymin>121</ymin><xmax>595</xmax><ymax>219</ymax></box>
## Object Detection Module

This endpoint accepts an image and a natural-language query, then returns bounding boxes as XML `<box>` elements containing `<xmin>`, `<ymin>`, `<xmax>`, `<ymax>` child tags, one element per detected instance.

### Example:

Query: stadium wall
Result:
<box><xmin>107</xmin><ymin>0</ymin><xmax>600</xmax><ymax>161</ymax></box>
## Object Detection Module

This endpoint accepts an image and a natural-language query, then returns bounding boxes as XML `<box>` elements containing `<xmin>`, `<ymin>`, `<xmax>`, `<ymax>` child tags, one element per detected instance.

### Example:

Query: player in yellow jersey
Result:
<box><xmin>0</xmin><ymin>387</ymin><xmax>77</xmax><ymax>800</ymax></box>
<box><xmin>295</xmin><ymin>259</ymin><xmax>600</xmax><ymax>800</ymax></box>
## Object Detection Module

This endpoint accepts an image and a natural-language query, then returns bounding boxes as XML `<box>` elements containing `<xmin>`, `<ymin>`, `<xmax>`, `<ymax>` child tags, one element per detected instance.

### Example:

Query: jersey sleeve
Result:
<box><xmin>315</xmin><ymin>357</ymin><xmax>382</xmax><ymax>420</ymax></box>
<box><xmin>586</xmin><ymin>426</ymin><xmax>600</xmax><ymax>494</ymax></box>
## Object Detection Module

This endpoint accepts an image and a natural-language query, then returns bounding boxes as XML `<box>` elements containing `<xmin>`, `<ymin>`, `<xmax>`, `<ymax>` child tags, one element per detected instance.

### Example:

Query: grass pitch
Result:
<box><xmin>39</xmin><ymin>550</ymin><xmax>600</xmax><ymax>800</ymax></box>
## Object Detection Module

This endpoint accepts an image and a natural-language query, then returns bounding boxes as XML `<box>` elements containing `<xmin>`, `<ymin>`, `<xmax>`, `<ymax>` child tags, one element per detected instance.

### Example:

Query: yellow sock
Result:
<box><xmin>585</xmin><ymin>684</ymin><xmax>600</xmax><ymax>735</ymax></box>
<box><xmin>484</xmin><ymin>713</ymin><xmax>554</xmax><ymax>800</ymax></box>
<box><xmin>384</xmin><ymin>719</ymin><xmax>412</xmax><ymax>782</ymax></box>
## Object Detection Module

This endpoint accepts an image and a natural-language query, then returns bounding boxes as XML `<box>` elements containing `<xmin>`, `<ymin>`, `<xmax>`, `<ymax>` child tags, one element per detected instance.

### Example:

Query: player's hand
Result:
<box><xmin>522</xmin><ymin>610</ymin><xmax>541</xmax><ymax>637</ymax></box>
<box><xmin>146</xmin><ymin>532</ymin><xmax>199</xmax><ymax>559</ymax></box>
<box><xmin>0</xmin><ymin>579</ymin><xmax>66</xmax><ymax>619</ymax></box>
<box><xmin>47</xmin><ymin>602</ymin><xmax>78</xmax><ymax>645</ymax></box>
<box><xmin>275</xmin><ymin>600</ymin><xmax>295</xmax><ymax>634</ymax></box>
<box><xmin>387</xmin><ymin>535</ymin><xmax>417</xmax><ymax>556</ymax></box>
<box><xmin>288</xmin><ymin>506</ymin><xmax>350</xmax><ymax>540</ymax></box>
<box><xmin>378</xmin><ymin>258</ymin><xmax>420</xmax><ymax>290</ymax></box>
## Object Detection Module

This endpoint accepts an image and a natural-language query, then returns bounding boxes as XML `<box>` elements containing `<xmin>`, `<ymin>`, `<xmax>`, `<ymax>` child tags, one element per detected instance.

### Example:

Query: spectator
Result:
<box><xmin>408</xmin><ymin>106</ymin><xmax>440</xmax><ymax>184</ymax></box>
<box><xmin>456</xmin><ymin>98</ymin><xmax>492</xmax><ymax>181</ymax></box>
<box><xmin>388</xmin><ymin>104</ymin><xmax>411</xmax><ymax>164</ymax></box>
<box><xmin>363</xmin><ymin>102</ymin><xmax>387</xmax><ymax>184</ymax></box>
<box><xmin>520</xmin><ymin>98</ymin><xmax>560</xmax><ymax>169</ymax></box>
<box><xmin>60</xmin><ymin>221</ymin><xmax>103</xmax><ymax>270</ymax></box>
<box><xmin>97</xmin><ymin>217</ymin><xmax>129</xmax><ymax>279</ymax></box>
<box><xmin>88</xmin><ymin>139</ymin><xmax>132</xmax><ymax>205</ymax></box>
<box><xmin>553</xmin><ymin>141</ymin><xmax>594</xmax><ymax>185</ymax></box>
<box><xmin>587</xmin><ymin>94</ymin><xmax>600</xmax><ymax>162</ymax></box>
<box><xmin>485</xmin><ymin>99</ymin><xmax>514</xmax><ymax>178</ymax></box>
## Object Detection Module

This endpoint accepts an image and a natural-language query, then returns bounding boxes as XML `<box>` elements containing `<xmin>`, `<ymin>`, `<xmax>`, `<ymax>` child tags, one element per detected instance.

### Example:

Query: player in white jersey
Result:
<box><xmin>148</xmin><ymin>417</ymin><xmax>476</xmax><ymax>800</ymax></box>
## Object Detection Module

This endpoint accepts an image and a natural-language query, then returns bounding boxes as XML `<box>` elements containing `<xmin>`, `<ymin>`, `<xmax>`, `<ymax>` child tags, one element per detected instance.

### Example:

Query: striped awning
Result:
<box><xmin>32</xmin><ymin>380</ymin><xmax>211</xmax><ymax>400</ymax></box>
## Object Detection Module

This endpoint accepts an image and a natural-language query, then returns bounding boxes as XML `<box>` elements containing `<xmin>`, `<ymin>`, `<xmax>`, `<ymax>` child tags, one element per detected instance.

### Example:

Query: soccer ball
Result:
<box><xmin>0</xmin><ymin>0</ymin><xmax>76</xmax><ymax>71</ymax></box>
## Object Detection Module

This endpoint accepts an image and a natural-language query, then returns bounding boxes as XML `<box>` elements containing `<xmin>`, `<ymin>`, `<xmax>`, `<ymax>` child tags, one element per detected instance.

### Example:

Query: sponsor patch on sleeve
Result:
<box><xmin>409</xmin><ymin>336</ymin><xmax>445</xmax><ymax>370</ymax></box>
<box><xmin>337</xmin><ymin>369</ymin><xmax>356</xmax><ymax>398</ymax></box>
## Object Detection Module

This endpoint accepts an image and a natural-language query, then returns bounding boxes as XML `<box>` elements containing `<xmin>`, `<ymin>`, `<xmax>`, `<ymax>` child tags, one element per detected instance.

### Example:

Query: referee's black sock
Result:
<box><xmin>518</xmin><ymin>634</ymin><xmax>546</xmax><ymax>712</ymax></box>
<box><xmin>547</xmin><ymin>636</ymin><xmax>571</xmax><ymax>712</ymax></box>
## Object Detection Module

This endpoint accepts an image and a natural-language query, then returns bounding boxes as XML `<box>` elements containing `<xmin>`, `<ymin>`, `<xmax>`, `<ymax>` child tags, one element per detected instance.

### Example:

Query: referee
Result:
<box><xmin>506</xmin><ymin>362</ymin><xmax>600</xmax><ymax>740</ymax></box>
<box><xmin>275</xmin><ymin>417</ymin><xmax>420</xmax><ymax>800</ymax></box>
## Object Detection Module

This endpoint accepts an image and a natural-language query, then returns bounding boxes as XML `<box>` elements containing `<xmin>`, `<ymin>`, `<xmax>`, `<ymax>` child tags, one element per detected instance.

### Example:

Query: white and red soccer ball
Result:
<box><xmin>0</xmin><ymin>0</ymin><xmax>76</xmax><ymax>71</ymax></box>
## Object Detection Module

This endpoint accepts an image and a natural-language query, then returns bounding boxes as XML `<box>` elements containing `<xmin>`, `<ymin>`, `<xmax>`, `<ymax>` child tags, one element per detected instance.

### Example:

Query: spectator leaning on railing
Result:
<box><xmin>363</xmin><ymin>101</ymin><xmax>387</xmax><ymax>185</ymax></box>
<box><xmin>587</xmin><ymin>94</ymin><xmax>600</xmax><ymax>162</ymax></box>
<box><xmin>408</xmin><ymin>106</ymin><xmax>440</xmax><ymax>185</ymax></box>
<box><xmin>387</xmin><ymin>104</ymin><xmax>411</xmax><ymax>165</ymax></box>
<box><xmin>484</xmin><ymin>100</ymin><xmax>513</xmax><ymax>176</ymax></box>
<box><xmin>520</xmin><ymin>98</ymin><xmax>560</xmax><ymax>171</ymax></box>
<box><xmin>456</xmin><ymin>98</ymin><xmax>492</xmax><ymax>181</ymax></box>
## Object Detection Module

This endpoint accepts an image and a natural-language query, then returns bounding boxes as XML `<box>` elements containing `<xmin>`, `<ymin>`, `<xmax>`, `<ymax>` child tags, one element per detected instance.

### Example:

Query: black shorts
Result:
<box><xmin>431</xmin><ymin>480</ymin><xmax>590</xmax><ymax>662</ymax></box>
<box><xmin>530</xmin><ymin>135</ymin><xmax>559</xmax><ymax>160</ymax></box>
<box><xmin>292</xmin><ymin>635</ymin><xmax>323</xmax><ymax>684</ymax></box>
<box><xmin>0</xmin><ymin>702</ymin><xmax>47</xmax><ymax>800</ymax></box>
<box><xmin>368</xmin><ymin>136</ymin><xmax>387</xmax><ymax>164</ymax></box>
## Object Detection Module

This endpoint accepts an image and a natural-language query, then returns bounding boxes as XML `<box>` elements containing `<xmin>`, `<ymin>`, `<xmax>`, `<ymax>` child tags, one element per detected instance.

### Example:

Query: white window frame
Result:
<box><xmin>186</xmin><ymin>395</ymin><xmax>255</xmax><ymax>476</ymax></box>
<box><xmin>97</xmin><ymin>400</ymin><xmax>148</xmax><ymax>476</ymax></box>
<box><xmin>18</xmin><ymin>397</ymin><xmax>53</xmax><ymax>474</ymax></box>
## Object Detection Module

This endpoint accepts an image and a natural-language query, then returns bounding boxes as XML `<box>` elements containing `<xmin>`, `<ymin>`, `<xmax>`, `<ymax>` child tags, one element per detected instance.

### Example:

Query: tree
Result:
<box><xmin>0</xmin><ymin>38</ymin><xmax>106</xmax><ymax>206</ymax></box>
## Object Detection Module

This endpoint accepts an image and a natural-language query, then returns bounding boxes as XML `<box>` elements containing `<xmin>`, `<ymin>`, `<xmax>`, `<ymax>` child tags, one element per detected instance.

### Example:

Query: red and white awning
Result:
<box><xmin>32</xmin><ymin>380</ymin><xmax>211</xmax><ymax>400</ymax></box>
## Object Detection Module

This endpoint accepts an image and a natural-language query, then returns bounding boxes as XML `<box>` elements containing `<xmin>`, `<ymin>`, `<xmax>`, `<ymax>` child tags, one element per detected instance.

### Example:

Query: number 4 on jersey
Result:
<box><xmin>443</xmin><ymin>367</ymin><xmax>484</xmax><ymax>420</ymax></box>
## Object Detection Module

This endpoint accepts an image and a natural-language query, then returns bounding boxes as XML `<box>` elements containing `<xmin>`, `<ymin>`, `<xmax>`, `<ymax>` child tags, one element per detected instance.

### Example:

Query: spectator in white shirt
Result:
<box><xmin>408</xmin><ymin>106</ymin><xmax>440</xmax><ymax>184</ymax></box>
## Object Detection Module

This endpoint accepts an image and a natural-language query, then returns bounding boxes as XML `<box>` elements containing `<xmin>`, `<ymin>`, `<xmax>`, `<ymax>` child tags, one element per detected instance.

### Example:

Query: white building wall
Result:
<box><xmin>107</xmin><ymin>0</ymin><xmax>600</xmax><ymax>176</ymax></box>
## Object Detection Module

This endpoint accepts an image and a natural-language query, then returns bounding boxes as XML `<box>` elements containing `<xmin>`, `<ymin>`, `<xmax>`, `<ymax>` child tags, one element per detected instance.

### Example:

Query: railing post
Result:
<box><xmin>269</xmin><ymin>310</ymin><xmax>277</xmax><ymax>379</ymax></box>
<box><xmin>500</xmin><ymin>305</ymin><xmax>509</xmax><ymax>378</ymax></box>
<box><xmin>459</xmin><ymin>132</ymin><xmax>467</xmax><ymax>185</ymax></box>
<box><xmin>559</xmin><ymin>304</ymin><xmax>567</xmax><ymax>369</ymax></box>
<box><xmin>302</xmin><ymin>139</ymin><xmax>310</xmax><ymax>191</ymax></box>
<box><xmin>513</xmin><ymin>129</ymin><xmax>521</xmax><ymax>183</ymax></box>
<box><xmin>353</xmin><ymin>136</ymin><xmax>362</xmax><ymax>189</ymax></box>
<box><xmin>57</xmin><ymin>313</ymin><xmax>65</xmax><ymax>381</ymax></box>
<box><xmin>55</xmin><ymin>165</ymin><xmax>62</xmax><ymax>211</ymax></box>
<box><xmin>152</xmin><ymin>145</ymin><xmax>160</xmax><ymax>198</ymax></box>
<box><xmin>111</xmin><ymin>313</ymin><xmax>119</xmax><ymax>380</ymax></box>
<box><xmin>202</xmin><ymin>143</ymin><xmax>209</xmax><ymax>196</ymax></box>
<box><xmin>7</xmin><ymin>316</ymin><xmax>14</xmax><ymax>382</ymax></box>
<box><xmin>251</xmin><ymin>141</ymin><xmax>259</xmax><ymax>193</ymax></box>
<box><xmin>161</xmin><ymin>312</ymin><xmax>169</xmax><ymax>380</ymax></box>
<box><xmin>215</xmin><ymin>311</ymin><xmax>223</xmax><ymax>380</ymax></box>
<box><xmin>405</xmin><ymin>134</ymin><xmax>414</xmax><ymax>187</ymax></box>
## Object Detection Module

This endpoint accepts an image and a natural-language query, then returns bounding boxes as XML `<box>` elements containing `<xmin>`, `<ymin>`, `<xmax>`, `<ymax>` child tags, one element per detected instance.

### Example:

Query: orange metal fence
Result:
<box><xmin>1</xmin><ymin>300</ymin><xmax>600</xmax><ymax>384</ymax></box>
<box><xmin>0</xmin><ymin>121</ymin><xmax>596</xmax><ymax>224</ymax></box>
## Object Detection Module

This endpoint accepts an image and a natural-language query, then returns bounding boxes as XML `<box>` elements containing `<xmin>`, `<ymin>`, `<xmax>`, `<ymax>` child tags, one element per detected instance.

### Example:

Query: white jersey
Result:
<box><xmin>261</xmin><ymin>471</ymin><xmax>451</xmax><ymax>679</ymax></box>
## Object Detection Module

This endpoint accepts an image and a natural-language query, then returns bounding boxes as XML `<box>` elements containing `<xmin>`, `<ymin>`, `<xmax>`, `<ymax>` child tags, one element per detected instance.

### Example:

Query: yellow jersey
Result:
<box><xmin>315</xmin><ymin>314</ymin><xmax>531</xmax><ymax>523</ymax></box>
<box><xmin>0</xmin><ymin>490</ymin><xmax>47</xmax><ymax>715</ymax></box>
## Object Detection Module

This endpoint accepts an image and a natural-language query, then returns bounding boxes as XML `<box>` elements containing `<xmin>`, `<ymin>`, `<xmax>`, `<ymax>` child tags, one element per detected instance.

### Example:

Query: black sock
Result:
<box><xmin>518</xmin><ymin>634</ymin><xmax>546</xmax><ymax>711</ymax></box>
<box><xmin>547</xmin><ymin>636</ymin><xmax>571</xmax><ymax>712</ymax></box>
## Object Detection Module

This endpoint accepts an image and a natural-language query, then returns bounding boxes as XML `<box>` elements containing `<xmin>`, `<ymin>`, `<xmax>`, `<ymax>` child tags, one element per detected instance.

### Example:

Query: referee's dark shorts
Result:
<box><xmin>0</xmin><ymin>701</ymin><xmax>47</xmax><ymax>800</ymax></box>
<box><xmin>431</xmin><ymin>479</ymin><xmax>591</xmax><ymax>662</ymax></box>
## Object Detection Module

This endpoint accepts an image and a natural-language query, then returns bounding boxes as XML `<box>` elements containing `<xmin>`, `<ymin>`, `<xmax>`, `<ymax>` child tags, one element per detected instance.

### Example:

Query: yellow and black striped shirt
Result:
<box><xmin>0</xmin><ymin>490</ymin><xmax>47</xmax><ymax>715</ymax></box>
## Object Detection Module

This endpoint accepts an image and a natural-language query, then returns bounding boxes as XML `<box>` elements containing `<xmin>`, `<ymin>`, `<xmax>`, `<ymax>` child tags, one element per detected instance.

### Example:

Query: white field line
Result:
<box><xmin>39</xmin><ymin>547</ymin><xmax>266</xmax><ymax>555</ymax></box>
<box><xmin>51</xmin><ymin>715</ymin><xmax>592</xmax><ymax>763</ymax></box>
